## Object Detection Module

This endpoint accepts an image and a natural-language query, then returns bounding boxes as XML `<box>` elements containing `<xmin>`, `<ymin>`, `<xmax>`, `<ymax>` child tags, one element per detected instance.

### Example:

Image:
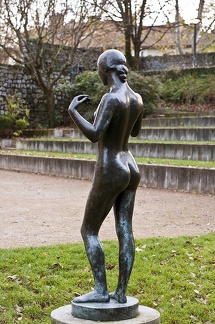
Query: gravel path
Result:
<box><xmin>1</xmin><ymin>170</ymin><xmax>214</xmax><ymax>249</ymax></box>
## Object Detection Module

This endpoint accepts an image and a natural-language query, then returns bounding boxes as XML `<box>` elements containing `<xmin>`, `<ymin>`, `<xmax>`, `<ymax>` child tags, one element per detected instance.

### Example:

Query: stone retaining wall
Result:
<box><xmin>2</xmin><ymin>139</ymin><xmax>214</xmax><ymax>162</ymax></box>
<box><xmin>0</xmin><ymin>64</ymin><xmax>40</xmax><ymax>115</ymax></box>
<box><xmin>137</xmin><ymin>128</ymin><xmax>215</xmax><ymax>141</ymax></box>
<box><xmin>141</xmin><ymin>116</ymin><xmax>215</xmax><ymax>127</ymax></box>
<box><xmin>140</xmin><ymin>52</ymin><xmax>215</xmax><ymax>71</ymax></box>
<box><xmin>0</xmin><ymin>48</ymin><xmax>101</xmax><ymax>127</ymax></box>
<box><xmin>0</xmin><ymin>154</ymin><xmax>214</xmax><ymax>194</ymax></box>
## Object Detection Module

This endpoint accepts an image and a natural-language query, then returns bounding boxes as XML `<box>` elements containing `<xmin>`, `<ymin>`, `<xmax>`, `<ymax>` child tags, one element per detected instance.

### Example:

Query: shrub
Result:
<box><xmin>161</xmin><ymin>74</ymin><xmax>215</xmax><ymax>105</ymax></box>
<box><xmin>0</xmin><ymin>115</ymin><xmax>16</xmax><ymax>138</ymax></box>
<box><xmin>14</xmin><ymin>118</ymin><xmax>29</xmax><ymax>136</ymax></box>
<box><xmin>55</xmin><ymin>72</ymin><xmax>106</xmax><ymax>122</ymax></box>
<box><xmin>0</xmin><ymin>95</ymin><xmax>29</xmax><ymax>138</ymax></box>
<box><xmin>56</xmin><ymin>70</ymin><xmax>162</xmax><ymax>122</ymax></box>
<box><xmin>127</xmin><ymin>72</ymin><xmax>162</xmax><ymax>115</ymax></box>
<box><xmin>68</xmin><ymin>71</ymin><xmax>107</xmax><ymax>121</ymax></box>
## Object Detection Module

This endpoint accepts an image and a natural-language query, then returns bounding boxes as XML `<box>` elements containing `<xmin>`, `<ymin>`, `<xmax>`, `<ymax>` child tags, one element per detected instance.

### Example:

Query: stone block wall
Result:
<box><xmin>0</xmin><ymin>64</ymin><xmax>39</xmax><ymax>115</ymax></box>
<box><xmin>0</xmin><ymin>64</ymin><xmax>48</xmax><ymax>128</ymax></box>
<box><xmin>140</xmin><ymin>52</ymin><xmax>215</xmax><ymax>71</ymax></box>
<box><xmin>0</xmin><ymin>48</ymin><xmax>102</xmax><ymax>127</ymax></box>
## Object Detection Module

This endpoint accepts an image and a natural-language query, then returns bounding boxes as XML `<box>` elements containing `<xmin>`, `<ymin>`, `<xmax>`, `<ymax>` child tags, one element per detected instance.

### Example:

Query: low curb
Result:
<box><xmin>0</xmin><ymin>154</ymin><xmax>214</xmax><ymax>194</ymax></box>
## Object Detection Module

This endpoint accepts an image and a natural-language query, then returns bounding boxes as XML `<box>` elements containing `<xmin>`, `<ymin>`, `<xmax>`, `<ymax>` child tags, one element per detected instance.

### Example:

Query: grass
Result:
<box><xmin>131</xmin><ymin>140</ymin><xmax>215</xmax><ymax>145</ymax></box>
<box><xmin>0</xmin><ymin>233</ymin><xmax>214</xmax><ymax>323</ymax></box>
<box><xmin>1</xmin><ymin>149</ymin><xmax>215</xmax><ymax>168</ymax></box>
<box><xmin>15</xmin><ymin>137</ymin><xmax>215</xmax><ymax>145</ymax></box>
<box><xmin>135</xmin><ymin>157</ymin><xmax>215</xmax><ymax>169</ymax></box>
<box><xmin>141</xmin><ymin>126</ymin><xmax>215</xmax><ymax>129</ymax></box>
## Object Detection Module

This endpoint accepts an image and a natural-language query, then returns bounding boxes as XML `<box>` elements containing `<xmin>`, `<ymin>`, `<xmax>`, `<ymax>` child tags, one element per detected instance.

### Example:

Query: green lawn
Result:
<box><xmin>16</xmin><ymin>137</ymin><xmax>215</xmax><ymax>145</ymax></box>
<box><xmin>0</xmin><ymin>233</ymin><xmax>214</xmax><ymax>323</ymax></box>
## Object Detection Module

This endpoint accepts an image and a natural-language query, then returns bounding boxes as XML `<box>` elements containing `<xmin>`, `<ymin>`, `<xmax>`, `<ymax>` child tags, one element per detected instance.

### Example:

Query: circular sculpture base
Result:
<box><xmin>51</xmin><ymin>302</ymin><xmax>160</xmax><ymax>324</ymax></box>
<box><xmin>72</xmin><ymin>296</ymin><xmax>139</xmax><ymax>321</ymax></box>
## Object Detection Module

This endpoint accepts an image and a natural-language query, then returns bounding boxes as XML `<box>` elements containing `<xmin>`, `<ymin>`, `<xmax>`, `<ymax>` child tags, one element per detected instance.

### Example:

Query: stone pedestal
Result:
<box><xmin>51</xmin><ymin>300</ymin><xmax>160</xmax><ymax>324</ymax></box>
<box><xmin>72</xmin><ymin>296</ymin><xmax>139</xmax><ymax>321</ymax></box>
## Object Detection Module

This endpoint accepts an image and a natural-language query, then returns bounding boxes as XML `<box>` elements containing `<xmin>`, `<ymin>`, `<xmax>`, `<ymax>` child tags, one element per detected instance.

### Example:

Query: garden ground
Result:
<box><xmin>1</xmin><ymin>169</ymin><xmax>214</xmax><ymax>249</ymax></box>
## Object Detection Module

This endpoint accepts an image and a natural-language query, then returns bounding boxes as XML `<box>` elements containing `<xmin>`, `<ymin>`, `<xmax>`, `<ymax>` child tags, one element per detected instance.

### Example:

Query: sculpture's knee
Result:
<box><xmin>117</xmin><ymin>226</ymin><xmax>134</xmax><ymax>250</ymax></box>
<box><xmin>80</xmin><ymin>224</ymin><xmax>87</xmax><ymax>241</ymax></box>
<box><xmin>116</xmin><ymin>223</ymin><xmax>132</xmax><ymax>240</ymax></box>
<box><xmin>80</xmin><ymin>225</ymin><xmax>96</xmax><ymax>242</ymax></box>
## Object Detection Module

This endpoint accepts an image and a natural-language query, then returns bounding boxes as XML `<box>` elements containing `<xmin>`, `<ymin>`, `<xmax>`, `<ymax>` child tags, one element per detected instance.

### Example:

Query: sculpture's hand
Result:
<box><xmin>68</xmin><ymin>95</ymin><xmax>91</xmax><ymax>114</ymax></box>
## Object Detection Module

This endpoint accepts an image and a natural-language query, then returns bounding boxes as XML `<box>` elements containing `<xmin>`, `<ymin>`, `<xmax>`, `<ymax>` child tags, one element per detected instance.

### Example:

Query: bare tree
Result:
<box><xmin>196</xmin><ymin>0</ymin><xmax>215</xmax><ymax>52</ymax></box>
<box><xmin>0</xmin><ymin>0</ymin><xmax>100</xmax><ymax>126</ymax></box>
<box><xmin>173</xmin><ymin>0</ymin><xmax>215</xmax><ymax>55</ymax></box>
<box><xmin>91</xmin><ymin>0</ymin><xmax>173</xmax><ymax>69</ymax></box>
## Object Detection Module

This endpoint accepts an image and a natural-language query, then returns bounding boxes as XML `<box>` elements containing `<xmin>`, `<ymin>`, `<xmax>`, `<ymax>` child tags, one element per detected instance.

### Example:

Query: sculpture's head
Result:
<box><xmin>97</xmin><ymin>49</ymin><xmax>128</xmax><ymax>85</ymax></box>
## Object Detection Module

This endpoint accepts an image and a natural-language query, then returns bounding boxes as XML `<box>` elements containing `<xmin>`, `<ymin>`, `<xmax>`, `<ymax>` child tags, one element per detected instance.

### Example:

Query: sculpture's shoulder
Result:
<box><xmin>128</xmin><ymin>85</ymin><xmax>143</xmax><ymax>104</ymax></box>
<box><xmin>101</xmin><ymin>92</ymin><xmax>120</xmax><ymax>101</ymax></box>
<box><xmin>100</xmin><ymin>92</ymin><xmax>121</xmax><ymax>108</ymax></box>
<box><xmin>135</xmin><ymin>92</ymin><xmax>143</xmax><ymax>108</ymax></box>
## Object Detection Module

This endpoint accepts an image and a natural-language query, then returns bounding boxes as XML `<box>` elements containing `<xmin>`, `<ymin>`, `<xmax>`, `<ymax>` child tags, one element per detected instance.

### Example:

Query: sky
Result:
<box><xmin>178</xmin><ymin>0</ymin><xmax>201</xmax><ymax>24</ymax></box>
<box><xmin>144</xmin><ymin>0</ymin><xmax>214</xmax><ymax>31</ymax></box>
<box><xmin>171</xmin><ymin>0</ymin><xmax>215</xmax><ymax>30</ymax></box>
<box><xmin>154</xmin><ymin>0</ymin><xmax>200</xmax><ymax>24</ymax></box>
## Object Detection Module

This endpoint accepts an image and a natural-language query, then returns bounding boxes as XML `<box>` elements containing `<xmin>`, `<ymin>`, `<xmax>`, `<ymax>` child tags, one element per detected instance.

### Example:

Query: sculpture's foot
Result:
<box><xmin>73</xmin><ymin>290</ymin><xmax>110</xmax><ymax>303</ymax></box>
<box><xmin>110</xmin><ymin>291</ymin><xmax>127</xmax><ymax>304</ymax></box>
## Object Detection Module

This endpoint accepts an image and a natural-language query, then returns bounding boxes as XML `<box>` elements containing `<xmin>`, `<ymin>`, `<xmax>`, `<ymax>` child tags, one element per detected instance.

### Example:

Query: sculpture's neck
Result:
<box><xmin>109</xmin><ymin>73</ymin><xmax>126</xmax><ymax>92</ymax></box>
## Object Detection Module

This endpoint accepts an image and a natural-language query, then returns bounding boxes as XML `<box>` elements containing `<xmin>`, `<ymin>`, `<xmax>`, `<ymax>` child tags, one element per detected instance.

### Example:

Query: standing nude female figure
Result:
<box><xmin>68</xmin><ymin>49</ymin><xmax>143</xmax><ymax>304</ymax></box>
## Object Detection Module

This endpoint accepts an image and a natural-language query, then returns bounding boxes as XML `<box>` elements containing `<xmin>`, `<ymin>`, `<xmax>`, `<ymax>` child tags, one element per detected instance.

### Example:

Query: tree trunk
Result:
<box><xmin>124</xmin><ymin>26</ymin><xmax>134</xmax><ymax>68</ymax></box>
<box><xmin>192</xmin><ymin>0</ymin><xmax>205</xmax><ymax>57</ymax></box>
<box><xmin>196</xmin><ymin>0</ymin><xmax>205</xmax><ymax>42</ymax></box>
<box><xmin>133</xmin><ymin>41</ymin><xmax>141</xmax><ymax>70</ymax></box>
<box><xmin>46</xmin><ymin>90</ymin><xmax>56</xmax><ymax>128</ymax></box>
<box><xmin>175</xmin><ymin>0</ymin><xmax>184</xmax><ymax>54</ymax></box>
<box><xmin>123</xmin><ymin>0</ymin><xmax>134</xmax><ymax>68</ymax></box>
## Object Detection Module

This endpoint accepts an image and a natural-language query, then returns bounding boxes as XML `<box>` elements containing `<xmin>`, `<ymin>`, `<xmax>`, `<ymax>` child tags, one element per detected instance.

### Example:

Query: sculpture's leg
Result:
<box><xmin>73</xmin><ymin>188</ymin><xmax>115</xmax><ymax>303</ymax></box>
<box><xmin>111</xmin><ymin>188</ymin><xmax>136</xmax><ymax>303</ymax></box>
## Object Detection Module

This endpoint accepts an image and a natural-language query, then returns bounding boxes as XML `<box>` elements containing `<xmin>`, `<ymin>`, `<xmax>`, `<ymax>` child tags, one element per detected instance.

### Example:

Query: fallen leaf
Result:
<box><xmin>106</xmin><ymin>264</ymin><xmax>116</xmax><ymax>270</ymax></box>
<box><xmin>7</xmin><ymin>275</ymin><xmax>18</xmax><ymax>281</ymax></box>
<box><xmin>51</xmin><ymin>263</ymin><xmax>64</xmax><ymax>268</ymax></box>
<box><xmin>7</xmin><ymin>275</ymin><xmax>22</xmax><ymax>285</ymax></box>
<box><xmin>135</xmin><ymin>247</ymin><xmax>143</xmax><ymax>252</ymax></box>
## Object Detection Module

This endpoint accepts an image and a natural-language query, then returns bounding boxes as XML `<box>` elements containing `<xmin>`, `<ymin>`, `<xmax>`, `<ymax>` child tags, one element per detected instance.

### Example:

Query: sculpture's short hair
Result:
<box><xmin>98</xmin><ymin>49</ymin><xmax>128</xmax><ymax>82</ymax></box>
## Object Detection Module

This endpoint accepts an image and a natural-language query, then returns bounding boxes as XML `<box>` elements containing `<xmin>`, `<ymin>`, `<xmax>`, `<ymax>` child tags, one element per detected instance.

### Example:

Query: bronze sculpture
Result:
<box><xmin>68</xmin><ymin>49</ymin><xmax>143</xmax><ymax>304</ymax></box>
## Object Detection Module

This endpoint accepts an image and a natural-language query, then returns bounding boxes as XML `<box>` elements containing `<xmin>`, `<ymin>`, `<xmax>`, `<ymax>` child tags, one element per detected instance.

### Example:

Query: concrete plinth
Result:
<box><xmin>51</xmin><ymin>303</ymin><xmax>160</xmax><ymax>324</ymax></box>
<box><xmin>72</xmin><ymin>296</ymin><xmax>139</xmax><ymax>321</ymax></box>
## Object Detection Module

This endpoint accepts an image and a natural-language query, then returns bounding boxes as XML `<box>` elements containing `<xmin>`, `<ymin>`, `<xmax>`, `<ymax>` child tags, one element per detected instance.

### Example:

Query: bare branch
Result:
<box><xmin>0</xmin><ymin>0</ymin><xmax>102</xmax><ymax>126</ymax></box>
